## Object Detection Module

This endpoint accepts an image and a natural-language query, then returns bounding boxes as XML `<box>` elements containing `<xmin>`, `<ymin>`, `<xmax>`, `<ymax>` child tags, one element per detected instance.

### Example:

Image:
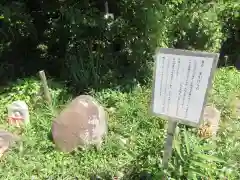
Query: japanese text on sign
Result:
<box><xmin>152</xmin><ymin>49</ymin><xmax>218</xmax><ymax>126</ymax></box>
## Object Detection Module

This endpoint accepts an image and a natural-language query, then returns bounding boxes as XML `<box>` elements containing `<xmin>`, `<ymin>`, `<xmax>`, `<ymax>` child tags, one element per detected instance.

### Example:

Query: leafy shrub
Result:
<box><xmin>0</xmin><ymin>78</ymin><xmax>67</xmax><ymax>124</ymax></box>
<box><xmin>0</xmin><ymin>2</ymin><xmax>36</xmax><ymax>53</ymax></box>
<box><xmin>0</xmin><ymin>0</ymin><xmax>239</xmax><ymax>91</ymax></box>
<box><xmin>217</xmin><ymin>0</ymin><xmax>240</xmax><ymax>66</ymax></box>
<box><xmin>170</xmin><ymin>129</ymin><xmax>224</xmax><ymax>179</ymax></box>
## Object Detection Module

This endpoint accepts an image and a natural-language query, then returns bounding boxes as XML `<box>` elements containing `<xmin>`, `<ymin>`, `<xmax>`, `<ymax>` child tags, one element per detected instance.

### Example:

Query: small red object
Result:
<box><xmin>8</xmin><ymin>116</ymin><xmax>24</xmax><ymax>126</ymax></box>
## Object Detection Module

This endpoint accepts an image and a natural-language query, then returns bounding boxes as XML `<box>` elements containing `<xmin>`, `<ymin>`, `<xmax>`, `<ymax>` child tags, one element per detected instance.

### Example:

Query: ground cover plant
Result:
<box><xmin>0</xmin><ymin>0</ymin><xmax>239</xmax><ymax>179</ymax></box>
<box><xmin>0</xmin><ymin>67</ymin><xmax>239</xmax><ymax>179</ymax></box>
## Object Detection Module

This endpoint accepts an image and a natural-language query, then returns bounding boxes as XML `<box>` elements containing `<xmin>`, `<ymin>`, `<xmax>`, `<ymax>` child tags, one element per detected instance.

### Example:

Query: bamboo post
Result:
<box><xmin>105</xmin><ymin>1</ymin><xmax>109</xmax><ymax>14</ymax></box>
<box><xmin>39</xmin><ymin>70</ymin><xmax>52</xmax><ymax>106</ymax></box>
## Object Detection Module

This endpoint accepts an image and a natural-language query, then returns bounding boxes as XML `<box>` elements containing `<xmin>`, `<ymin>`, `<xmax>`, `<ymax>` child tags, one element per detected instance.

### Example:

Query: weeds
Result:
<box><xmin>0</xmin><ymin>67</ymin><xmax>239</xmax><ymax>179</ymax></box>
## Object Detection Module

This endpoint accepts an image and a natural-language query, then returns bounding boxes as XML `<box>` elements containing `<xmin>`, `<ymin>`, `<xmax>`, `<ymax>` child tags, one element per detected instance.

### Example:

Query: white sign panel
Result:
<box><xmin>151</xmin><ymin>48</ymin><xmax>219</xmax><ymax>127</ymax></box>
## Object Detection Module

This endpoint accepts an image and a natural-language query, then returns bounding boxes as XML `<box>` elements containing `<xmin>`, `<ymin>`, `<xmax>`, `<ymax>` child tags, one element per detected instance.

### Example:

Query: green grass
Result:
<box><xmin>0</xmin><ymin>67</ymin><xmax>240</xmax><ymax>179</ymax></box>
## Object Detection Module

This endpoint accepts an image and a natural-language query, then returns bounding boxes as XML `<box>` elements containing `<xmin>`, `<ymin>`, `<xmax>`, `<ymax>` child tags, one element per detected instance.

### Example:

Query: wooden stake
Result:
<box><xmin>162</xmin><ymin>120</ymin><xmax>177</xmax><ymax>169</ymax></box>
<box><xmin>105</xmin><ymin>1</ymin><xmax>109</xmax><ymax>14</ymax></box>
<box><xmin>39</xmin><ymin>70</ymin><xmax>52</xmax><ymax>106</ymax></box>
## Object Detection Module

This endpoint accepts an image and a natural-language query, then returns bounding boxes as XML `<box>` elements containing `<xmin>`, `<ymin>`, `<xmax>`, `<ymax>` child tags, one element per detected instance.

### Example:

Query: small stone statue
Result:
<box><xmin>7</xmin><ymin>100</ymin><xmax>30</xmax><ymax>126</ymax></box>
<box><xmin>51</xmin><ymin>95</ymin><xmax>108</xmax><ymax>152</ymax></box>
<box><xmin>197</xmin><ymin>106</ymin><xmax>221</xmax><ymax>138</ymax></box>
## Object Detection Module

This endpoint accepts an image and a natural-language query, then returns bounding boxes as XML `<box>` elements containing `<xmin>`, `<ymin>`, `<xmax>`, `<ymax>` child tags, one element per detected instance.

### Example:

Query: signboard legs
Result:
<box><xmin>162</xmin><ymin>120</ymin><xmax>177</xmax><ymax>169</ymax></box>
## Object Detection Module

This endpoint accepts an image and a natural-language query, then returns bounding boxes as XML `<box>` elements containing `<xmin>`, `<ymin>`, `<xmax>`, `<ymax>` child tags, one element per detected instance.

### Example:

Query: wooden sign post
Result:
<box><xmin>151</xmin><ymin>48</ymin><xmax>219</xmax><ymax>169</ymax></box>
<box><xmin>39</xmin><ymin>70</ymin><xmax>52</xmax><ymax>106</ymax></box>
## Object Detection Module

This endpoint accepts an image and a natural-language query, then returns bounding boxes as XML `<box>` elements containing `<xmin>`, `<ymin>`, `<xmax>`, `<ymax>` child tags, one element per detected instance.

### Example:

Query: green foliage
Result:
<box><xmin>217</xmin><ymin>0</ymin><xmax>240</xmax><ymax>66</ymax></box>
<box><xmin>0</xmin><ymin>78</ymin><xmax>68</xmax><ymax>124</ymax></box>
<box><xmin>216</xmin><ymin>119</ymin><xmax>240</xmax><ymax>179</ymax></box>
<box><xmin>0</xmin><ymin>1</ymin><xmax>239</xmax><ymax>178</ymax></box>
<box><xmin>0</xmin><ymin>78</ymin><xmax>41</xmax><ymax>105</ymax></box>
<box><xmin>210</xmin><ymin>67</ymin><xmax>240</xmax><ymax>121</ymax></box>
<box><xmin>1</xmin><ymin>0</ymin><xmax>239</xmax><ymax>91</ymax></box>
<box><xmin>0</xmin><ymin>81</ymin><xmax>166</xmax><ymax>179</ymax></box>
<box><xmin>209</xmin><ymin>67</ymin><xmax>240</xmax><ymax>179</ymax></box>
<box><xmin>169</xmin><ymin>129</ymin><xmax>225</xmax><ymax>179</ymax></box>
<box><xmin>160</xmin><ymin>1</ymin><xmax>223</xmax><ymax>52</ymax></box>
<box><xmin>0</xmin><ymin>67</ymin><xmax>239</xmax><ymax>179</ymax></box>
<box><xmin>217</xmin><ymin>0</ymin><xmax>239</xmax><ymax>33</ymax></box>
<box><xmin>0</xmin><ymin>1</ymin><xmax>239</xmax><ymax>179</ymax></box>
<box><xmin>0</xmin><ymin>2</ymin><xmax>36</xmax><ymax>55</ymax></box>
<box><xmin>52</xmin><ymin>0</ymin><xmax>159</xmax><ymax>90</ymax></box>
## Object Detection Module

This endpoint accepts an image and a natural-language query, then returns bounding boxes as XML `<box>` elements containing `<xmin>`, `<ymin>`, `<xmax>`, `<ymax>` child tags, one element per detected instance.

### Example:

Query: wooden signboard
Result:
<box><xmin>151</xmin><ymin>48</ymin><xmax>219</xmax><ymax>168</ymax></box>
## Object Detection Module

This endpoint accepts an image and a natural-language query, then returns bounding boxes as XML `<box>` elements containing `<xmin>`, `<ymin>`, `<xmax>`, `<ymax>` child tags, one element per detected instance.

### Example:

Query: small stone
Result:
<box><xmin>52</xmin><ymin>95</ymin><xmax>108</xmax><ymax>152</ymax></box>
<box><xmin>7</xmin><ymin>100</ymin><xmax>30</xmax><ymax>126</ymax></box>
<box><xmin>198</xmin><ymin>106</ymin><xmax>221</xmax><ymax>138</ymax></box>
<box><xmin>0</xmin><ymin>129</ymin><xmax>19</xmax><ymax>158</ymax></box>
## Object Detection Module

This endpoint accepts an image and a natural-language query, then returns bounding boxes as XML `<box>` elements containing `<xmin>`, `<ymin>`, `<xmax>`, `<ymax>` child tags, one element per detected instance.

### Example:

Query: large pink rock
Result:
<box><xmin>51</xmin><ymin>95</ymin><xmax>108</xmax><ymax>152</ymax></box>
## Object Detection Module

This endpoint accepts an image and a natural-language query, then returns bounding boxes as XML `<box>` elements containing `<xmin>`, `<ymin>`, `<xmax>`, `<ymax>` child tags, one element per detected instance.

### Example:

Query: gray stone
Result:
<box><xmin>198</xmin><ymin>106</ymin><xmax>221</xmax><ymax>138</ymax></box>
<box><xmin>51</xmin><ymin>95</ymin><xmax>108</xmax><ymax>152</ymax></box>
<box><xmin>0</xmin><ymin>129</ymin><xmax>19</xmax><ymax>158</ymax></box>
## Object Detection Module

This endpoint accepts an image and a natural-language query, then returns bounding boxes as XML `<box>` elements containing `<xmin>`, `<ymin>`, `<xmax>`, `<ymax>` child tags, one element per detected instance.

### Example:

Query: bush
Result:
<box><xmin>0</xmin><ymin>2</ymin><xmax>37</xmax><ymax>82</ymax></box>
<box><xmin>217</xmin><ymin>0</ymin><xmax>240</xmax><ymax>66</ymax></box>
<box><xmin>0</xmin><ymin>0</ymin><xmax>239</xmax><ymax>91</ymax></box>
